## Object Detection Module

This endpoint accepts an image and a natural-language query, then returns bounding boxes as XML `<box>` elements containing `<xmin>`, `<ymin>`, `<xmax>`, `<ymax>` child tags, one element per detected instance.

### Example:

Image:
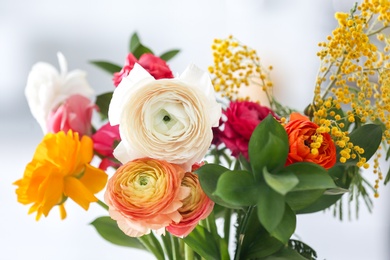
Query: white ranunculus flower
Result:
<box><xmin>109</xmin><ymin>63</ymin><xmax>221</xmax><ymax>171</ymax></box>
<box><xmin>25</xmin><ymin>52</ymin><xmax>94</xmax><ymax>133</ymax></box>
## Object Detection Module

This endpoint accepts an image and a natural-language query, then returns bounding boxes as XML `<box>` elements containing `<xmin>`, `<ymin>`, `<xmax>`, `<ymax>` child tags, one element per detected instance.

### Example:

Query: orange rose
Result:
<box><xmin>104</xmin><ymin>158</ymin><xmax>190</xmax><ymax>237</ymax></box>
<box><xmin>284</xmin><ymin>113</ymin><xmax>336</xmax><ymax>169</ymax></box>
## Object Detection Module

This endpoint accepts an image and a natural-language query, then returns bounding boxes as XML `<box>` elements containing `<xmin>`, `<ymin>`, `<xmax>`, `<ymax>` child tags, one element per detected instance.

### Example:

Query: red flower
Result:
<box><xmin>219</xmin><ymin>101</ymin><xmax>278</xmax><ymax>159</ymax></box>
<box><xmin>113</xmin><ymin>53</ymin><xmax>174</xmax><ymax>86</ymax></box>
<box><xmin>284</xmin><ymin>113</ymin><xmax>336</xmax><ymax>169</ymax></box>
<box><xmin>92</xmin><ymin>123</ymin><xmax>121</xmax><ymax>170</ymax></box>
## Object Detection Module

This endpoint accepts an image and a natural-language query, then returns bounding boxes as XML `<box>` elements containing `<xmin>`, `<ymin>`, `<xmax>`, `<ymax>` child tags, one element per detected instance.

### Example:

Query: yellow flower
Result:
<box><xmin>14</xmin><ymin>130</ymin><xmax>108</xmax><ymax>220</ymax></box>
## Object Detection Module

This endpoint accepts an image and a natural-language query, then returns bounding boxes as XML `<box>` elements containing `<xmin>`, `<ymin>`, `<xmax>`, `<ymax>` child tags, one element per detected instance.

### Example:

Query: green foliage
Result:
<box><xmin>214</xmin><ymin>170</ymin><xmax>259</xmax><ymax>206</ymax></box>
<box><xmin>288</xmin><ymin>240</ymin><xmax>318</xmax><ymax>260</ymax></box>
<box><xmin>129</xmin><ymin>32</ymin><xmax>154</xmax><ymax>59</ymax></box>
<box><xmin>89</xmin><ymin>61</ymin><xmax>122</xmax><ymax>74</ymax></box>
<box><xmin>249</xmin><ymin>115</ymin><xmax>289</xmax><ymax>176</ymax></box>
<box><xmin>263</xmin><ymin>168</ymin><xmax>299</xmax><ymax>195</ymax></box>
<box><xmin>95</xmin><ymin>92</ymin><xmax>113</xmax><ymax>120</ymax></box>
<box><xmin>257</xmin><ymin>183</ymin><xmax>285</xmax><ymax>234</ymax></box>
<box><xmin>90</xmin><ymin>216</ymin><xmax>145</xmax><ymax>249</ymax></box>
<box><xmin>160</xmin><ymin>49</ymin><xmax>180</xmax><ymax>61</ymax></box>
<box><xmin>336</xmin><ymin>124</ymin><xmax>382</xmax><ymax>165</ymax></box>
<box><xmin>182</xmin><ymin>225</ymin><xmax>228</xmax><ymax>260</ymax></box>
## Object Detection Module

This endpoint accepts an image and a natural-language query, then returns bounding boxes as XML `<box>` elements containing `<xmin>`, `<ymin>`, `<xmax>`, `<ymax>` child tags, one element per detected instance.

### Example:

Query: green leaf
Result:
<box><xmin>263</xmin><ymin>168</ymin><xmax>299</xmax><ymax>195</ymax></box>
<box><xmin>182</xmin><ymin>225</ymin><xmax>221</xmax><ymax>260</ymax></box>
<box><xmin>159</xmin><ymin>49</ymin><xmax>180</xmax><ymax>61</ymax></box>
<box><xmin>286</xmin><ymin>162</ymin><xmax>336</xmax><ymax>191</ymax></box>
<box><xmin>288</xmin><ymin>239</ymin><xmax>318</xmax><ymax>259</ymax></box>
<box><xmin>338</xmin><ymin>124</ymin><xmax>382</xmax><ymax>165</ymax></box>
<box><xmin>130</xmin><ymin>32</ymin><xmax>141</xmax><ymax>53</ymax></box>
<box><xmin>286</xmin><ymin>189</ymin><xmax>325</xmax><ymax>211</ymax></box>
<box><xmin>239</xmin><ymin>154</ymin><xmax>252</xmax><ymax>172</ymax></box>
<box><xmin>129</xmin><ymin>32</ymin><xmax>154</xmax><ymax>59</ymax></box>
<box><xmin>95</xmin><ymin>92</ymin><xmax>113</xmax><ymax>120</ymax></box>
<box><xmin>133</xmin><ymin>44</ymin><xmax>154</xmax><ymax>59</ymax></box>
<box><xmin>257</xmin><ymin>183</ymin><xmax>285</xmax><ymax>233</ymax></box>
<box><xmin>282</xmin><ymin>162</ymin><xmax>337</xmax><ymax>212</ymax></box>
<box><xmin>90</xmin><ymin>61</ymin><xmax>122</xmax><ymax>74</ymax></box>
<box><xmin>240</xmin><ymin>209</ymin><xmax>284</xmax><ymax>259</ymax></box>
<box><xmin>249</xmin><ymin>115</ymin><xmax>289</xmax><ymax>177</ymax></box>
<box><xmin>214</xmin><ymin>170</ymin><xmax>259</xmax><ymax>207</ymax></box>
<box><xmin>259</xmin><ymin>246</ymin><xmax>308</xmax><ymax>260</ymax></box>
<box><xmin>90</xmin><ymin>216</ymin><xmax>145</xmax><ymax>249</ymax></box>
<box><xmin>270</xmin><ymin>204</ymin><xmax>296</xmax><ymax>244</ymax></box>
<box><xmin>195</xmin><ymin>164</ymin><xmax>241</xmax><ymax>209</ymax></box>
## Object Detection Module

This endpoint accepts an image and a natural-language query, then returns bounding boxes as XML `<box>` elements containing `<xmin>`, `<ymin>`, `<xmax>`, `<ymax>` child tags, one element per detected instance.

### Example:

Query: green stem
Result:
<box><xmin>161</xmin><ymin>234</ymin><xmax>173</xmax><ymax>260</ymax></box>
<box><xmin>223</xmin><ymin>209</ymin><xmax>232</xmax><ymax>246</ymax></box>
<box><xmin>206</xmin><ymin>210</ymin><xmax>219</xmax><ymax>240</ymax></box>
<box><xmin>138</xmin><ymin>235</ymin><xmax>165</xmax><ymax>260</ymax></box>
<box><xmin>234</xmin><ymin>206</ymin><xmax>254</xmax><ymax>260</ymax></box>
<box><xmin>170</xmin><ymin>234</ymin><xmax>180</xmax><ymax>260</ymax></box>
<box><xmin>184</xmin><ymin>243</ymin><xmax>194</xmax><ymax>260</ymax></box>
<box><xmin>367</xmin><ymin>25</ymin><xmax>390</xmax><ymax>37</ymax></box>
<box><xmin>97</xmin><ymin>199</ymin><xmax>108</xmax><ymax>210</ymax></box>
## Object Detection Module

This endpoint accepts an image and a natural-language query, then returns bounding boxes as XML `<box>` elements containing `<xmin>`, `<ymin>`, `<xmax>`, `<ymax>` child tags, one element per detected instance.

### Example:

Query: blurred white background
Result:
<box><xmin>1</xmin><ymin>0</ymin><xmax>389</xmax><ymax>259</ymax></box>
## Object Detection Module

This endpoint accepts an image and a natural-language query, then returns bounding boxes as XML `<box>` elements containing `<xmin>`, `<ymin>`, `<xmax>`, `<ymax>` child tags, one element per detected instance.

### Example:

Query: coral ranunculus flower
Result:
<box><xmin>166</xmin><ymin>171</ymin><xmax>214</xmax><ymax>237</ymax></box>
<box><xmin>14</xmin><ymin>131</ymin><xmax>108</xmax><ymax>220</ymax></box>
<box><xmin>104</xmin><ymin>158</ymin><xmax>190</xmax><ymax>237</ymax></box>
<box><xmin>284</xmin><ymin>112</ymin><xmax>336</xmax><ymax>169</ymax></box>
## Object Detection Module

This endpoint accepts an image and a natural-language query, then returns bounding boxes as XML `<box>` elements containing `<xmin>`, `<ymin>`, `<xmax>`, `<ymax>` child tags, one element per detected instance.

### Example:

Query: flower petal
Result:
<box><xmin>64</xmin><ymin>177</ymin><xmax>97</xmax><ymax>210</ymax></box>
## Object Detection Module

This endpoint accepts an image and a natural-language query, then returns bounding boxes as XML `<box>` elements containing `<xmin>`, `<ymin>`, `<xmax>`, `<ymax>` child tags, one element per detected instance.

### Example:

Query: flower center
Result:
<box><xmin>163</xmin><ymin>115</ymin><xmax>171</xmax><ymax>122</ymax></box>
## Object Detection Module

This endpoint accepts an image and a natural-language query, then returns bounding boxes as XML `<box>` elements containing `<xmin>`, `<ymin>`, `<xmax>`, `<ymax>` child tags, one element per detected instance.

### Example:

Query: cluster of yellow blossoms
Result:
<box><xmin>208</xmin><ymin>35</ymin><xmax>273</xmax><ymax>102</ymax></box>
<box><xmin>313</xmin><ymin>0</ymin><xmax>390</xmax><ymax>196</ymax></box>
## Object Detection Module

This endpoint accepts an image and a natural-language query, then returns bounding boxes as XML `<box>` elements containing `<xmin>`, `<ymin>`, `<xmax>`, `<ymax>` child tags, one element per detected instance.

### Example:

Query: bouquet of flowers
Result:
<box><xmin>14</xmin><ymin>1</ymin><xmax>390</xmax><ymax>259</ymax></box>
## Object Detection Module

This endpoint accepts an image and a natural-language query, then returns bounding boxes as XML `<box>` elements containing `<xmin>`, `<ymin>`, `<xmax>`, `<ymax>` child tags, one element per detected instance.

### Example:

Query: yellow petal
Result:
<box><xmin>39</xmin><ymin>172</ymin><xmax>64</xmax><ymax>217</ymax></box>
<box><xmin>64</xmin><ymin>177</ymin><xmax>97</xmax><ymax>210</ymax></box>
<box><xmin>79</xmin><ymin>164</ymin><xmax>108</xmax><ymax>194</ymax></box>
<box><xmin>59</xmin><ymin>203</ymin><xmax>67</xmax><ymax>220</ymax></box>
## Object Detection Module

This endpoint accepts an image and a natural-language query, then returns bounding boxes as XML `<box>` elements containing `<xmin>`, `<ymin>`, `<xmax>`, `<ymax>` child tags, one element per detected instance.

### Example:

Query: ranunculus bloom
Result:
<box><xmin>46</xmin><ymin>94</ymin><xmax>96</xmax><ymax>136</ymax></box>
<box><xmin>104</xmin><ymin>158</ymin><xmax>190</xmax><ymax>237</ymax></box>
<box><xmin>167</xmin><ymin>171</ymin><xmax>214</xmax><ymax>237</ymax></box>
<box><xmin>284</xmin><ymin>112</ymin><xmax>336</xmax><ymax>169</ymax></box>
<box><xmin>14</xmin><ymin>130</ymin><xmax>108</xmax><ymax>220</ymax></box>
<box><xmin>220</xmin><ymin>101</ymin><xmax>278</xmax><ymax>159</ymax></box>
<box><xmin>25</xmin><ymin>52</ymin><xmax>94</xmax><ymax>133</ymax></box>
<box><xmin>113</xmin><ymin>53</ymin><xmax>174</xmax><ymax>86</ymax></box>
<box><xmin>92</xmin><ymin>123</ymin><xmax>121</xmax><ymax>170</ymax></box>
<box><xmin>109</xmin><ymin>64</ymin><xmax>221</xmax><ymax>171</ymax></box>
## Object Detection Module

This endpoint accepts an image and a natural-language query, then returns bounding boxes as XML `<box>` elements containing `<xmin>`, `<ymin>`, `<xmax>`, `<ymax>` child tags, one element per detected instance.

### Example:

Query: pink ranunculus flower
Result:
<box><xmin>92</xmin><ymin>123</ymin><xmax>121</xmax><ymax>170</ymax></box>
<box><xmin>113</xmin><ymin>53</ymin><xmax>174</xmax><ymax>87</ymax></box>
<box><xmin>46</xmin><ymin>94</ymin><xmax>96</xmax><ymax>136</ymax></box>
<box><xmin>220</xmin><ymin>101</ymin><xmax>278</xmax><ymax>159</ymax></box>
<box><xmin>166</xmin><ymin>165</ymin><xmax>214</xmax><ymax>237</ymax></box>
<box><xmin>104</xmin><ymin>158</ymin><xmax>190</xmax><ymax>237</ymax></box>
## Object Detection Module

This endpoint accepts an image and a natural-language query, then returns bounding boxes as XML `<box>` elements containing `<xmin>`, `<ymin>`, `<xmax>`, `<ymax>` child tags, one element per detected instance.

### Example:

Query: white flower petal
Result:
<box><xmin>25</xmin><ymin>53</ymin><xmax>94</xmax><ymax>133</ymax></box>
<box><xmin>109</xmin><ymin>63</ymin><xmax>154</xmax><ymax>125</ymax></box>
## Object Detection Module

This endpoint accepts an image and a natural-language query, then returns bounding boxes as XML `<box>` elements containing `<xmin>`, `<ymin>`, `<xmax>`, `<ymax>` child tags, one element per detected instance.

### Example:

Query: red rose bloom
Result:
<box><xmin>113</xmin><ymin>53</ymin><xmax>174</xmax><ymax>86</ymax></box>
<box><xmin>284</xmin><ymin>112</ymin><xmax>336</xmax><ymax>169</ymax></box>
<box><xmin>220</xmin><ymin>101</ymin><xmax>278</xmax><ymax>159</ymax></box>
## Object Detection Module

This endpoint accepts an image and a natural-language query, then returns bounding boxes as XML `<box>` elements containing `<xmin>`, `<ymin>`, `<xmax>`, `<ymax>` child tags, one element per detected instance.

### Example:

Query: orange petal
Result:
<box><xmin>64</xmin><ymin>177</ymin><xmax>97</xmax><ymax>210</ymax></box>
<box><xmin>79</xmin><ymin>164</ymin><xmax>108</xmax><ymax>194</ymax></box>
<box><xmin>289</xmin><ymin>112</ymin><xmax>309</xmax><ymax>122</ymax></box>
